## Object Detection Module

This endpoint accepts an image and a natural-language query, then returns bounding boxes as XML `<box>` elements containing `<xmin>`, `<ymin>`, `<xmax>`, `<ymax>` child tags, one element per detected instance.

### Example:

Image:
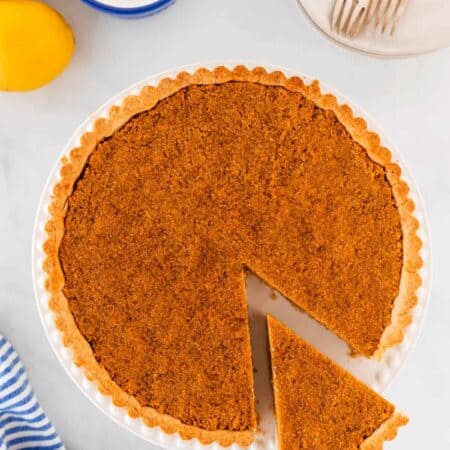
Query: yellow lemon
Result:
<box><xmin>0</xmin><ymin>0</ymin><xmax>75</xmax><ymax>91</ymax></box>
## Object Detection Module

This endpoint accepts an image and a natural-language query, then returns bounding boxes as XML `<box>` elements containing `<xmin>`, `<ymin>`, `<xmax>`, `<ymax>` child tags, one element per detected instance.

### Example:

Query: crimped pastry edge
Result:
<box><xmin>360</xmin><ymin>410</ymin><xmax>409</xmax><ymax>449</ymax></box>
<box><xmin>43</xmin><ymin>65</ymin><xmax>421</xmax><ymax>446</ymax></box>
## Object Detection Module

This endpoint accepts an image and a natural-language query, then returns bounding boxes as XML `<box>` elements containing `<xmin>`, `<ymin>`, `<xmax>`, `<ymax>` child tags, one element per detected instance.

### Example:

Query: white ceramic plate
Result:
<box><xmin>299</xmin><ymin>0</ymin><xmax>450</xmax><ymax>57</ymax></box>
<box><xmin>32</xmin><ymin>62</ymin><xmax>431</xmax><ymax>450</ymax></box>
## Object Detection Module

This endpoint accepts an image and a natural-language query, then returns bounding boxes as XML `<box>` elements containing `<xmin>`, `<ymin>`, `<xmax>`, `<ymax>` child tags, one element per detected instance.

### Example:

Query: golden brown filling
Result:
<box><xmin>60</xmin><ymin>82</ymin><xmax>402</xmax><ymax>432</ymax></box>
<box><xmin>268</xmin><ymin>316</ymin><xmax>394</xmax><ymax>450</ymax></box>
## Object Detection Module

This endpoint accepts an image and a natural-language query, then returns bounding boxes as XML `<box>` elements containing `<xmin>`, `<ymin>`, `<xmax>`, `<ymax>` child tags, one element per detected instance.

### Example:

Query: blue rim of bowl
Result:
<box><xmin>80</xmin><ymin>0</ymin><xmax>174</xmax><ymax>16</ymax></box>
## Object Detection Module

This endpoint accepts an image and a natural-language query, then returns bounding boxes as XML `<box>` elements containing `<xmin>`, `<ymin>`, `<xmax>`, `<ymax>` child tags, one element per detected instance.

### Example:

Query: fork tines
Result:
<box><xmin>332</xmin><ymin>0</ymin><xmax>409</xmax><ymax>38</ymax></box>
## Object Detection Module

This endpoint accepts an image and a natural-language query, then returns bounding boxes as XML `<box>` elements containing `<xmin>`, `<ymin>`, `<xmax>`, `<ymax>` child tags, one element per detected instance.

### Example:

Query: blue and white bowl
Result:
<box><xmin>81</xmin><ymin>0</ymin><xmax>175</xmax><ymax>18</ymax></box>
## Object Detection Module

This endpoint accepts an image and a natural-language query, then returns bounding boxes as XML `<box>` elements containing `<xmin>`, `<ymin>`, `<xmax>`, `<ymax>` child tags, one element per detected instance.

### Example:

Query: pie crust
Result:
<box><xmin>43</xmin><ymin>65</ymin><xmax>422</xmax><ymax>446</ymax></box>
<box><xmin>361</xmin><ymin>410</ymin><xmax>409</xmax><ymax>450</ymax></box>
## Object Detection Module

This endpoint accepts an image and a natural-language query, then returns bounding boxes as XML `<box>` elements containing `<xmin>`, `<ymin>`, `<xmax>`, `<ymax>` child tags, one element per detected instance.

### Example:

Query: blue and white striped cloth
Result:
<box><xmin>0</xmin><ymin>334</ymin><xmax>63</xmax><ymax>450</ymax></box>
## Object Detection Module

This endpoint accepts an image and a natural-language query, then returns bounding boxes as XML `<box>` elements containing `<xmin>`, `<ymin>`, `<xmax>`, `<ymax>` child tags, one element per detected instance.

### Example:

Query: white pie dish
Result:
<box><xmin>32</xmin><ymin>61</ymin><xmax>431</xmax><ymax>450</ymax></box>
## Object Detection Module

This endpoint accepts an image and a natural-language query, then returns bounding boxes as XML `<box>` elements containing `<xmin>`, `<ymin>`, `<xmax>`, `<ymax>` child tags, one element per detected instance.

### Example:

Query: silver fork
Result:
<box><xmin>332</xmin><ymin>0</ymin><xmax>409</xmax><ymax>38</ymax></box>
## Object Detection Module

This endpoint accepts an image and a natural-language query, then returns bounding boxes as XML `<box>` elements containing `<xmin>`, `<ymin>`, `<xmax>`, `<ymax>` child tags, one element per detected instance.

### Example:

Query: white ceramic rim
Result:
<box><xmin>93</xmin><ymin>0</ymin><xmax>167</xmax><ymax>8</ymax></box>
<box><xmin>80</xmin><ymin>0</ymin><xmax>174</xmax><ymax>16</ymax></box>
<box><xmin>32</xmin><ymin>61</ymin><xmax>432</xmax><ymax>450</ymax></box>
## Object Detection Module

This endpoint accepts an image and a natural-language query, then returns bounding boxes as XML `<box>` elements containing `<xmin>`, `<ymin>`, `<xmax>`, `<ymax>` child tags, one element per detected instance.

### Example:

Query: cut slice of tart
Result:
<box><xmin>267</xmin><ymin>316</ymin><xmax>408</xmax><ymax>450</ymax></box>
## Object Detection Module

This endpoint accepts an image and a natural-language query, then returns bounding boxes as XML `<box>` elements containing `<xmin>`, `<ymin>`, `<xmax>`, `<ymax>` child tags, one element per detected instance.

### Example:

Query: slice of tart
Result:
<box><xmin>267</xmin><ymin>316</ymin><xmax>408</xmax><ymax>450</ymax></box>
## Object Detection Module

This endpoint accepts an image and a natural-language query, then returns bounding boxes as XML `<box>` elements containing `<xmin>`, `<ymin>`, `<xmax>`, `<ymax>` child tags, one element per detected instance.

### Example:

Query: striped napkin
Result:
<box><xmin>0</xmin><ymin>334</ymin><xmax>64</xmax><ymax>450</ymax></box>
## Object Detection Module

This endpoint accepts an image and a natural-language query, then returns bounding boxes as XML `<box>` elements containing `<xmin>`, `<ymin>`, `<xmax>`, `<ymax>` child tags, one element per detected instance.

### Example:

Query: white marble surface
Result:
<box><xmin>0</xmin><ymin>0</ymin><xmax>449</xmax><ymax>449</ymax></box>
